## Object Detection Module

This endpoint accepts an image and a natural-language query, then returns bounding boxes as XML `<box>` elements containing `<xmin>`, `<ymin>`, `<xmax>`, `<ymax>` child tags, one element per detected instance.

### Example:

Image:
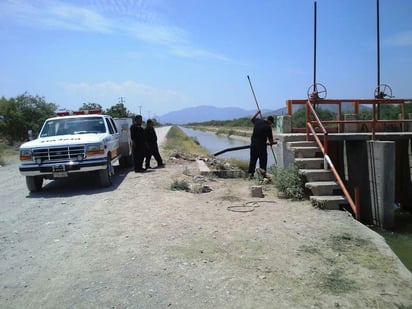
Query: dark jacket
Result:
<box><xmin>130</xmin><ymin>124</ymin><xmax>146</xmax><ymax>146</ymax></box>
<box><xmin>145</xmin><ymin>127</ymin><xmax>158</xmax><ymax>146</ymax></box>
<box><xmin>250</xmin><ymin>118</ymin><xmax>273</xmax><ymax>148</ymax></box>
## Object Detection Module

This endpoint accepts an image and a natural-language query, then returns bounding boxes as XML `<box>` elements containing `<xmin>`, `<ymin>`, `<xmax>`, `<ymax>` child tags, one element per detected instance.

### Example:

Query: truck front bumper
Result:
<box><xmin>19</xmin><ymin>158</ymin><xmax>108</xmax><ymax>177</ymax></box>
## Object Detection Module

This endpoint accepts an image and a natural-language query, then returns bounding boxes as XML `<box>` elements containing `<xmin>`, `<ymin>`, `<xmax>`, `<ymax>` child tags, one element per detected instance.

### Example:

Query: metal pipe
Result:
<box><xmin>372</xmin><ymin>102</ymin><xmax>376</xmax><ymax>140</ymax></box>
<box><xmin>355</xmin><ymin>187</ymin><xmax>361</xmax><ymax>221</ymax></box>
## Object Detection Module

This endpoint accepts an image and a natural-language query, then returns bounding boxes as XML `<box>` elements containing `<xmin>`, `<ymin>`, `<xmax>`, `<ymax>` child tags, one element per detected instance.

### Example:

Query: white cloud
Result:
<box><xmin>122</xmin><ymin>21</ymin><xmax>186</xmax><ymax>46</ymax></box>
<box><xmin>385</xmin><ymin>30</ymin><xmax>412</xmax><ymax>47</ymax></box>
<box><xmin>170</xmin><ymin>45</ymin><xmax>231</xmax><ymax>62</ymax></box>
<box><xmin>0</xmin><ymin>0</ymin><xmax>231</xmax><ymax>62</ymax></box>
<box><xmin>0</xmin><ymin>1</ymin><xmax>111</xmax><ymax>33</ymax></box>
<box><xmin>48</xmin><ymin>4</ymin><xmax>111</xmax><ymax>32</ymax></box>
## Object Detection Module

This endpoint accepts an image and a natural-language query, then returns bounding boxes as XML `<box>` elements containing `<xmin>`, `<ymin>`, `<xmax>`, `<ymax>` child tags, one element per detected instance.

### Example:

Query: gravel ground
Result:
<box><xmin>1</xmin><ymin>126</ymin><xmax>412</xmax><ymax>308</ymax></box>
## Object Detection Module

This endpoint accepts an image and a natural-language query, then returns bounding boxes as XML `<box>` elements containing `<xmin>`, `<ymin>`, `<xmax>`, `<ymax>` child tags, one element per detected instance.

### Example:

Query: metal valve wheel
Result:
<box><xmin>307</xmin><ymin>83</ymin><xmax>327</xmax><ymax>100</ymax></box>
<box><xmin>374</xmin><ymin>84</ymin><xmax>393</xmax><ymax>99</ymax></box>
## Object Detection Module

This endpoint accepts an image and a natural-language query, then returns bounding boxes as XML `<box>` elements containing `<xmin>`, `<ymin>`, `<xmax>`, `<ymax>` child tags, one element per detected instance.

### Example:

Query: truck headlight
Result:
<box><xmin>85</xmin><ymin>143</ymin><xmax>105</xmax><ymax>156</ymax></box>
<box><xmin>20</xmin><ymin>149</ymin><xmax>32</xmax><ymax>161</ymax></box>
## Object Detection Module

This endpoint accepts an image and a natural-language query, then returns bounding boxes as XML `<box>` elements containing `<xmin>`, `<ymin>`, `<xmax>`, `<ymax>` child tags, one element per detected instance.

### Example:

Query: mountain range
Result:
<box><xmin>159</xmin><ymin>105</ymin><xmax>288</xmax><ymax>124</ymax></box>
<box><xmin>158</xmin><ymin>103</ymin><xmax>368</xmax><ymax>124</ymax></box>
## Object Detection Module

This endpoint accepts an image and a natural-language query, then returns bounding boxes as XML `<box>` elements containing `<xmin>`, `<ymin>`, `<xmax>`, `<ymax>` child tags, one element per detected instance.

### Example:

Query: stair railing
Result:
<box><xmin>306</xmin><ymin>100</ymin><xmax>360</xmax><ymax>220</ymax></box>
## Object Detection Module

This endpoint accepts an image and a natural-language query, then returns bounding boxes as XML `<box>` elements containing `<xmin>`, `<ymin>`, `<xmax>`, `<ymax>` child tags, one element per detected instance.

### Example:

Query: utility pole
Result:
<box><xmin>137</xmin><ymin>105</ymin><xmax>142</xmax><ymax>115</ymax></box>
<box><xmin>118</xmin><ymin>97</ymin><xmax>125</xmax><ymax>104</ymax></box>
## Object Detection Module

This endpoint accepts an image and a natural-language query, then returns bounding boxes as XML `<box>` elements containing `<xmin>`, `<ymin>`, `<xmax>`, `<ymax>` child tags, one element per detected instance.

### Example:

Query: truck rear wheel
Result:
<box><xmin>99</xmin><ymin>156</ymin><xmax>113</xmax><ymax>187</ymax></box>
<box><xmin>26</xmin><ymin>176</ymin><xmax>43</xmax><ymax>192</ymax></box>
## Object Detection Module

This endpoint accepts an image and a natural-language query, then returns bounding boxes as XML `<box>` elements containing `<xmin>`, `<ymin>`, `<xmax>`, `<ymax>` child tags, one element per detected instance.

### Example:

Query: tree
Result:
<box><xmin>105</xmin><ymin>103</ymin><xmax>130</xmax><ymax>118</ymax></box>
<box><xmin>291</xmin><ymin>106</ymin><xmax>337</xmax><ymax>128</ymax></box>
<box><xmin>150</xmin><ymin>118</ymin><xmax>160</xmax><ymax>126</ymax></box>
<box><xmin>0</xmin><ymin>93</ymin><xmax>57</xmax><ymax>144</ymax></box>
<box><xmin>79</xmin><ymin>102</ymin><xmax>102</xmax><ymax>111</ymax></box>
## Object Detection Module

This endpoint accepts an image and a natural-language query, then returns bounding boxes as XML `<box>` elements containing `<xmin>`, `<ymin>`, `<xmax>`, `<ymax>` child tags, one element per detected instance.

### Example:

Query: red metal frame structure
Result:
<box><xmin>287</xmin><ymin>99</ymin><xmax>412</xmax><ymax>138</ymax></box>
<box><xmin>286</xmin><ymin>98</ymin><xmax>412</xmax><ymax>220</ymax></box>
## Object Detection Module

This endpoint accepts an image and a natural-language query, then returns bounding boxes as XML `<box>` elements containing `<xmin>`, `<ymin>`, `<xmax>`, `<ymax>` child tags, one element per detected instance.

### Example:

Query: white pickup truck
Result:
<box><xmin>18</xmin><ymin>111</ymin><xmax>132</xmax><ymax>192</ymax></box>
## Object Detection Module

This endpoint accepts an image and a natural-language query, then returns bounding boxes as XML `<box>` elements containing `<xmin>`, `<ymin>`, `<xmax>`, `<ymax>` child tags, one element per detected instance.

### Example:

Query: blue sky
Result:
<box><xmin>1</xmin><ymin>0</ymin><xmax>411</xmax><ymax>119</ymax></box>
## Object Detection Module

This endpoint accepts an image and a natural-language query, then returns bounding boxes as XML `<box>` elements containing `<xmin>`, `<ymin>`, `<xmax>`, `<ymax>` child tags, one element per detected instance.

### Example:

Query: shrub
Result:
<box><xmin>270</xmin><ymin>166</ymin><xmax>304</xmax><ymax>200</ymax></box>
<box><xmin>170</xmin><ymin>179</ymin><xmax>190</xmax><ymax>191</ymax></box>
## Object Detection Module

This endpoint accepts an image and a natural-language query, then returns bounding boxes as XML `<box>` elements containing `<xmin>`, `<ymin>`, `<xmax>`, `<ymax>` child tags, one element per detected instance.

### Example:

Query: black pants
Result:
<box><xmin>132</xmin><ymin>145</ymin><xmax>146</xmax><ymax>171</ymax></box>
<box><xmin>248</xmin><ymin>145</ymin><xmax>267</xmax><ymax>174</ymax></box>
<box><xmin>145</xmin><ymin>143</ymin><xmax>163</xmax><ymax>168</ymax></box>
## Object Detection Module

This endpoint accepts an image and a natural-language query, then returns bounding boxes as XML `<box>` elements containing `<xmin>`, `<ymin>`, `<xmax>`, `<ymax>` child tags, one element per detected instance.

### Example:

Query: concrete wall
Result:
<box><xmin>273</xmin><ymin>140</ymin><xmax>295</xmax><ymax>169</ymax></box>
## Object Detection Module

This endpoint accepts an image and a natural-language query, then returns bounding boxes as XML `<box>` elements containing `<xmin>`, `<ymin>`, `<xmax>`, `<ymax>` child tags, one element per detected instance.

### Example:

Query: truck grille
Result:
<box><xmin>32</xmin><ymin>146</ymin><xmax>85</xmax><ymax>162</ymax></box>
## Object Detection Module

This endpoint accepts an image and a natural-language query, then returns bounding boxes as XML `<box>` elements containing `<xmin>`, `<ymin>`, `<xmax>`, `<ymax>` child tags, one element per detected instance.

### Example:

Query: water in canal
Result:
<box><xmin>180</xmin><ymin>126</ymin><xmax>412</xmax><ymax>272</ymax></box>
<box><xmin>180</xmin><ymin>127</ymin><xmax>276</xmax><ymax>167</ymax></box>
<box><xmin>373</xmin><ymin>210</ymin><xmax>412</xmax><ymax>272</ymax></box>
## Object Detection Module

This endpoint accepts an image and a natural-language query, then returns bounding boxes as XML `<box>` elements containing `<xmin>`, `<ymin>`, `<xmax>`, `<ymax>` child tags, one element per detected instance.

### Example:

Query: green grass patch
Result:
<box><xmin>298</xmin><ymin>232</ymin><xmax>397</xmax><ymax>295</ymax></box>
<box><xmin>318</xmin><ymin>269</ymin><xmax>357</xmax><ymax>295</ymax></box>
<box><xmin>163</xmin><ymin>126</ymin><xmax>210</xmax><ymax>156</ymax></box>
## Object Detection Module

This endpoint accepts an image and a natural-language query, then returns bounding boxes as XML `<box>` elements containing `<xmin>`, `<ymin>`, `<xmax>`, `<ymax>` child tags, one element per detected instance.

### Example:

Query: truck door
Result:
<box><xmin>105</xmin><ymin>117</ymin><xmax>120</xmax><ymax>159</ymax></box>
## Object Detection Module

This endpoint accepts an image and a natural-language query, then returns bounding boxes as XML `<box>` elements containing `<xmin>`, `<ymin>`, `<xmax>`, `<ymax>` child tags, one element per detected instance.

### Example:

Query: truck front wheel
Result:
<box><xmin>26</xmin><ymin>176</ymin><xmax>43</xmax><ymax>192</ymax></box>
<box><xmin>99</xmin><ymin>156</ymin><xmax>113</xmax><ymax>187</ymax></box>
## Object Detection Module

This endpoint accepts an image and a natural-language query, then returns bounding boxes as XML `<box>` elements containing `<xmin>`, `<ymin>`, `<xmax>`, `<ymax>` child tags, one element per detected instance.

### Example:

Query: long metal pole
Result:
<box><xmin>313</xmin><ymin>1</ymin><xmax>317</xmax><ymax>89</ymax></box>
<box><xmin>247</xmin><ymin>75</ymin><xmax>261</xmax><ymax>113</ymax></box>
<box><xmin>246</xmin><ymin>75</ymin><xmax>277</xmax><ymax>164</ymax></box>
<box><xmin>376</xmin><ymin>0</ymin><xmax>381</xmax><ymax>92</ymax></box>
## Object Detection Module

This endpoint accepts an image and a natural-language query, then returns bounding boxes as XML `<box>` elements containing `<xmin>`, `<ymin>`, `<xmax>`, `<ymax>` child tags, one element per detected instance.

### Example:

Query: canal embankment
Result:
<box><xmin>175</xmin><ymin>125</ymin><xmax>412</xmax><ymax>272</ymax></box>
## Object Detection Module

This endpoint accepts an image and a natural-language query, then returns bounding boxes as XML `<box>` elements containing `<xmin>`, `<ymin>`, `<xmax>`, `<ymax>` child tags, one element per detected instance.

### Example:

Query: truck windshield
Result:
<box><xmin>40</xmin><ymin>117</ymin><xmax>106</xmax><ymax>137</ymax></box>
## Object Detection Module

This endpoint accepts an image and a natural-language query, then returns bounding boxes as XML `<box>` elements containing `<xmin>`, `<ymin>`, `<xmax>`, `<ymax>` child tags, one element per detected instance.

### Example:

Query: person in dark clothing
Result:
<box><xmin>130</xmin><ymin>115</ymin><xmax>147</xmax><ymax>172</ymax></box>
<box><xmin>144</xmin><ymin>119</ymin><xmax>165</xmax><ymax>169</ymax></box>
<box><xmin>247</xmin><ymin>110</ymin><xmax>275</xmax><ymax>178</ymax></box>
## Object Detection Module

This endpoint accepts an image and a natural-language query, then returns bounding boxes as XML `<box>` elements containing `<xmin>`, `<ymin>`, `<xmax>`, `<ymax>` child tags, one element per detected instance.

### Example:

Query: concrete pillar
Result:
<box><xmin>367</xmin><ymin>141</ymin><xmax>395</xmax><ymax>229</ymax></box>
<box><xmin>273</xmin><ymin>140</ymin><xmax>295</xmax><ymax>169</ymax></box>
<box><xmin>276</xmin><ymin>115</ymin><xmax>291</xmax><ymax>133</ymax></box>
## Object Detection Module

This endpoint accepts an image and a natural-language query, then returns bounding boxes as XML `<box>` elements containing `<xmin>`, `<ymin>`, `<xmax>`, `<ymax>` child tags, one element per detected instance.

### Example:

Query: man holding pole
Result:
<box><xmin>247</xmin><ymin>110</ymin><xmax>275</xmax><ymax>179</ymax></box>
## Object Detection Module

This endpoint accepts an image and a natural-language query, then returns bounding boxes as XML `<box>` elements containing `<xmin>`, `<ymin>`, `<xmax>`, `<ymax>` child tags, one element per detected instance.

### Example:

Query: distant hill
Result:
<box><xmin>158</xmin><ymin>103</ymin><xmax>367</xmax><ymax>125</ymax></box>
<box><xmin>159</xmin><ymin>105</ymin><xmax>285</xmax><ymax>124</ymax></box>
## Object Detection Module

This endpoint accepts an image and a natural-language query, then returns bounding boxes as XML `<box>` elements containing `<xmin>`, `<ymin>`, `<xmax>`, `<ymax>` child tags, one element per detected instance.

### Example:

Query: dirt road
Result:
<box><xmin>1</xmin><ymin>127</ymin><xmax>412</xmax><ymax>308</ymax></box>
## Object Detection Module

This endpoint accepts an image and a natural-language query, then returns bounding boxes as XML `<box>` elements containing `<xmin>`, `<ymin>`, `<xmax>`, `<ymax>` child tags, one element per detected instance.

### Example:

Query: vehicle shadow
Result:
<box><xmin>25</xmin><ymin>166</ymin><xmax>133</xmax><ymax>198</ymax></box>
